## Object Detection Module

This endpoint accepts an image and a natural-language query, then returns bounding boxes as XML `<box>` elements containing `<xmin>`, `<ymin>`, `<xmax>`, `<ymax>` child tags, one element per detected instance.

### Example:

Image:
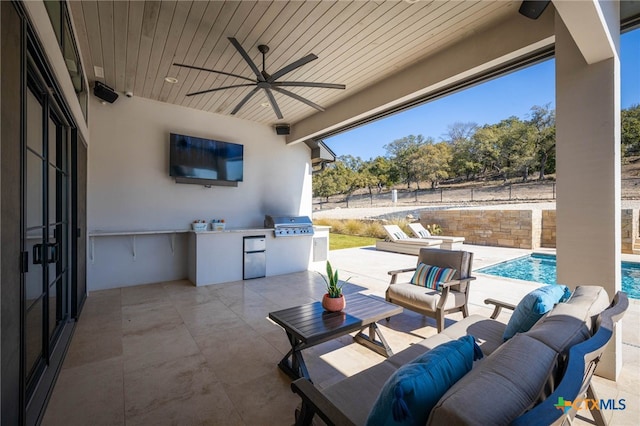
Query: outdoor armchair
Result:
<box><xmin>386</xmin><ymin>248</ymin><xmax>475</xmax><ymax>332</ymax></box>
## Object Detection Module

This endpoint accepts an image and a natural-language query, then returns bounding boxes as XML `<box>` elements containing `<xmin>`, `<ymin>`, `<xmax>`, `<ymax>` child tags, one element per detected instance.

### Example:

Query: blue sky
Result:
<box><xmin>325</xmin><ymin>29</ymin><xmax>640</xmax><ymax>160</ymax></box>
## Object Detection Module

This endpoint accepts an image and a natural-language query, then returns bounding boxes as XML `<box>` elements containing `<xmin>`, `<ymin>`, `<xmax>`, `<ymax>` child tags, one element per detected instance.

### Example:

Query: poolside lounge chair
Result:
<box><xmin>386</xmin><ymin>247</ymin><xmax>475</xmax><ymax>332</ymax></box>
<box><xmin>408</xmin><ymin>222</ymin><xmax>465</xmax><ymax>250</ymax></box>
<box><xmin>376</xmin><ymin>225</ymin><xmax>443</xmax><ymax>255</ymax></box>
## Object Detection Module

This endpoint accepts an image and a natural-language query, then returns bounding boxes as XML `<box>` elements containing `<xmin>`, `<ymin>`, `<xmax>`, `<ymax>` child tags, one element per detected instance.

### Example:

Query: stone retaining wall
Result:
<box><xmin>420</xmin><ymin>208</ymin><xmax>639</xmax><ymax>252</ymax></box>
<box><xmin>621</xmin><ymin>209</ymin><xmax>638</xmax><ymax>254</ymax></box>
<box><xmin>541</xmin><ymin>210</ymin><xmax>556</xmax><ymax>248</ymax></box>
<box><xmin>419</xmin><ymin>210</ymin><xmax>541</xmax><ymax>249</ymax></box>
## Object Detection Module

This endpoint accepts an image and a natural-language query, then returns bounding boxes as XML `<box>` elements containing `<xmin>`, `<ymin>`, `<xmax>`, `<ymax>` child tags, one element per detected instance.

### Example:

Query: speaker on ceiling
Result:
<box><xmin>275</xmin><ymin>124</ymin><xmax>290</xmax><ymax>135</ymax></box>
<box><xmin>518</xmin><ymin>0</ymin><xmax>550</xmax><ymax>20</ymax></box>
<box><xmin>93</xmin><ymin>81</ymin><xmax>119</xmax><ymax>103</ymax></box>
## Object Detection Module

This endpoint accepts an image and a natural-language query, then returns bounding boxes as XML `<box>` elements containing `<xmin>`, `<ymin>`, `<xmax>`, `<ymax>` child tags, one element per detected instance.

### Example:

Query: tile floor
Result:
<box><xmin>42</xmin><ymin>245</ymin><xmax>640</xmax><ymax>425</ymax></box>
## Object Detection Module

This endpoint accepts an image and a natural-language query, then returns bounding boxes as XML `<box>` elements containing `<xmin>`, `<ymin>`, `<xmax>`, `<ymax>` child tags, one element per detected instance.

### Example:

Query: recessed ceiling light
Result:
<box><xmin>260</xmin><ymin>102</ymin><xmax>270</xmax><ymax>107</ymax></box>
<box><xmin>164</xmin><ymin>76</ymin><xmax>179</xmax><ymax>84</ymax></box>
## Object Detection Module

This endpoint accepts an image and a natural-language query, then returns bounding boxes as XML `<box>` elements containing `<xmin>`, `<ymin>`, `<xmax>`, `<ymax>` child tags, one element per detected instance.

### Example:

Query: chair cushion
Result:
<box><xmin>388</xmin><ymin>283</ymin><xmax>466</xmax><ymax>312</ymax></box>
<box><xmin>503</xmin><ymin>285</ymin><xmax>572</xmax><ymax>340</ymax></box>
<box><xmin>366</xmin><ymin>335</ymin><xmax>481</xmax><ymax>426</ymax></box>
<box><xmin>428</xmin><ymin>334</ymin><xmax>558</xmax><ymax>426</ymax></box>
<box><xmin>410</xmin><ymin>263</ymin><xmax>457</xmax><ymax>290</ymax></box>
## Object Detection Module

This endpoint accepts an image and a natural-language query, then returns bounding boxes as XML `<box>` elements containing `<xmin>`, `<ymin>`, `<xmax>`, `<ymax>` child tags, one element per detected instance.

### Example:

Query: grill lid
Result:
<box><xmin>264</xmin><ymin>215</ymin><xmax>314</xmax><ymax>237</ymax></box>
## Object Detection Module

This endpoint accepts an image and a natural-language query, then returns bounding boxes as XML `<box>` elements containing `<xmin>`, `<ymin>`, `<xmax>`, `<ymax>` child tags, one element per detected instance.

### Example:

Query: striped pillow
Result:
<box><xmin>410</xmin><ymin>263</ymin><xmax>457</xmax><ymax>290</ymax></box>
<box><xmin>418</xmin><ymin>229</ymin><xmax>431</xmax><ymax>238</ymax></box>
<box><xmin>393</xmin><ymin>231</ymin><xmax>409</xmax><ymax>240</ymax></box>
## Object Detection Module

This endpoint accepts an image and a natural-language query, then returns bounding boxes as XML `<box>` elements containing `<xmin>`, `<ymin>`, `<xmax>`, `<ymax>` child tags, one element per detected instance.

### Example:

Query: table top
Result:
<box><xmin>268</xmin><ymin>293</ymin><xmax>402</xmax><ymax>346</ymax></box>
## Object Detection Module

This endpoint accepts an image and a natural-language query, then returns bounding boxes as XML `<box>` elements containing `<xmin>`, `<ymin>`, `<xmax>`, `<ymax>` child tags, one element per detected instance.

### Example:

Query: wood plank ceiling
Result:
<box><xmin>69</xmin><ymin>1</ymin><xmax>517</xmax><ymax>125</ymax></box>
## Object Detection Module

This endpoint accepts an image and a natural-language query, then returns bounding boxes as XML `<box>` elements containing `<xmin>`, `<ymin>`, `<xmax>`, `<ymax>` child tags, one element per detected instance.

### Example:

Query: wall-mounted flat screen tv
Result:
<box><xmin>169</xmin><ymin>133</ymin><xmax>243</xmax><ymax>184</ymax></box>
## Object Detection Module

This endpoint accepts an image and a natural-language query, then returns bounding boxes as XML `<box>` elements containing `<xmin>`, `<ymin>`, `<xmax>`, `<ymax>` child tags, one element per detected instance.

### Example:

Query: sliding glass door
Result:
<box><xmin>24</xmin><ymin>65</ymin><xmax>71</xmax><ymax>400</ymax></box>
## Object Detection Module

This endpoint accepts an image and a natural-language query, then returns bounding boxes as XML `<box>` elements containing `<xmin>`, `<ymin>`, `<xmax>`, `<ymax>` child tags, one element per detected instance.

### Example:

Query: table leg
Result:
<box><xmin>354</xmin><ymin>323</ymin><xmax>394</xmax><ymax>357</ymax></box>
<box><xmin>278</xmin><ymin>331</ymin><xmax>311</xmax><ymax>381</ymax></box>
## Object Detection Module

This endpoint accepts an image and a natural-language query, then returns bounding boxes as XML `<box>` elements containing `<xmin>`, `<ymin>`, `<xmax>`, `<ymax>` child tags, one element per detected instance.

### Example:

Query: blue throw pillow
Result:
<box><xmin>503</xmin><ymin>284</ymin><xmax>572</xmax><ymax>340</ymax></box>
<box><xmin>366</xmin><ymin>335</ymin><xmax>483</xmax><ymax>426</ymax></box>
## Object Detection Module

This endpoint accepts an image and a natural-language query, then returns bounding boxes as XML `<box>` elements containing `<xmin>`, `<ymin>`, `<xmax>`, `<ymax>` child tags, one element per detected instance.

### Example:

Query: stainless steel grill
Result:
<box><xmin>264</xmin><ymin>215</ymin><xmax>314</xmax><ymax>237</ymax></box>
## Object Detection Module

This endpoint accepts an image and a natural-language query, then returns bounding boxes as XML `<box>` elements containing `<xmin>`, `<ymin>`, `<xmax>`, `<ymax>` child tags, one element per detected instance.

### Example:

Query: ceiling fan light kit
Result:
<box><xmin>174</xmin><ymin>37</ymin><xmax>345</xmax><ymax>120</ymax></box>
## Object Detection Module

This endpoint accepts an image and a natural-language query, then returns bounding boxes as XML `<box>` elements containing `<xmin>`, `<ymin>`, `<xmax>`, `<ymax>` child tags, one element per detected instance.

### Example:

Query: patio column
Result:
<box><xmin>554</xmin><ymin>0</ymin><xmax>621</xmax><ymax>380</ymax></box>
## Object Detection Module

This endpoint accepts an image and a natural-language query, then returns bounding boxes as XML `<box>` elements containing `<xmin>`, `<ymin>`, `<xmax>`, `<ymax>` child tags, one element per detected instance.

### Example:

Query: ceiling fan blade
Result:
<box><xmin>269</xmin><ymin>54</ymin><xmax>318</xmax><ymax>82</ymax></box>
<box><xmin>186</xmin><ymin>83</ymin><xmax>256</xmax><ymax>97</ymax></box>
<box><xmin>272</xmin><ymin>87</ymin><xmax>325</xmax><ymax>112</ymax></box>
<box><xmin>173</xmin><ymin>63</ymin><xmax>255</xmax><ymax>82</ymax></box>
<box><xmin>264</xmin><ymin>88</ymin><xmax>283</xmax><ymax>120</ymax></box>
<box><xmin>228</xmin><ymin>37</ymin><xmax>264</xmax><ymax>81</ymax></box>
<box><xmin>273</xmin><ymin>81</ymin><xmax>346</xmax><ymax>89</ymax></box>
<box><xmin>231</xmin><ymin>87</ymin><xmax>261</xmax><ymax>115</ymax></box>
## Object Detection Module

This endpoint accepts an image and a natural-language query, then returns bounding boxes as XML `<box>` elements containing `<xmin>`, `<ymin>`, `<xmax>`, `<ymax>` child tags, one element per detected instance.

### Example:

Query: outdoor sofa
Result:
<box><xmin>291</xmin><ymin>284</ymin><xmax>628</xmax><ymax>426</ymax></box>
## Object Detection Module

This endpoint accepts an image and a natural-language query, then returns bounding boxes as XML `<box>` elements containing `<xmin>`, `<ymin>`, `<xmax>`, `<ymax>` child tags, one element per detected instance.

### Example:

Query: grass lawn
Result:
<box><xmin>330</xmin><ymin>233</ymin><xmax>379</xmax><ymax>250</ymax></box>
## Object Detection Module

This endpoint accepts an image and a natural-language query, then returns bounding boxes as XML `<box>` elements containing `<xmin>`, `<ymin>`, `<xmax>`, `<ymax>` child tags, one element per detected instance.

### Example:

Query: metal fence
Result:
<box><xmin>313</xmin><ymin>178</ymin><xmax>640</xmax><ymax>210</ymax></box>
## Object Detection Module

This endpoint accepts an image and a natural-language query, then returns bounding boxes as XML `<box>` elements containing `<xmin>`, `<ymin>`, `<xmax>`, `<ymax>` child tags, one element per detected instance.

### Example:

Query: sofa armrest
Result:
<box><xmin>484</xmin><ymin>298</ymin><xmax>517</xmax><ymax>319</ymax></box>
<box><xmin>291</xmin><ymin>378</ymin><xmax>356</xmax><ymax>426</ymax></box>
<box><xmin>387</xmin><ymin>267</ymin><xmax>417</xmax><ymax>284</ymax></box>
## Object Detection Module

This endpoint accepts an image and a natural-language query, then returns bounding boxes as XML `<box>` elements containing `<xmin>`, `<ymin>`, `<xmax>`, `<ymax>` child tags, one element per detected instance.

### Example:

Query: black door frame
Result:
<box><xmin>1</xmin><ymin>1</ymin><xmax>86</xmax><ymax>425</ymax></box>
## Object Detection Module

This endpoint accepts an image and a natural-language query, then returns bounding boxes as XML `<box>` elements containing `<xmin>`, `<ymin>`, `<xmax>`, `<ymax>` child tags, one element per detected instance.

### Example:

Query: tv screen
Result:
<box><xmin>169</xmin><ymin>133</ymin><xmax>243</xmax><ymax>183</ymax></box>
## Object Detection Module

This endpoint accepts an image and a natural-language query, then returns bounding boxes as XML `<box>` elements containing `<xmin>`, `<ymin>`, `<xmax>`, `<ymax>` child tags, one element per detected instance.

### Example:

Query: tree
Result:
<box><xmin>622</xmin><ymin>104</ymin><xmax>640</xmax><ymax>157</ymax></box>
<box><xmin>494</xmin><ymin>117</ymin><xmax>536</xmax><ymax>181</ymax></box>
<box><xmin>411</xmin><ymin>142</ymin><xmax>453</xmax><ymax>188</ymax></box>
<box><xmin>445</xmin><ymin>122</ymin><xmax>478</xmax><ymax>144</ymax></box>
<box><xmin>363</xmin><ymin>156</ymin><xmax>399</xmax><ymax>192</ymax></box>
<box><xmin>472</xmin><ymin>124</ymin><xmax>503</xmax><ymax>177</ymax></box>
<box><xmin>526</xmin><ymin>104</ymin><xmax>556</xmax><ymax>180</ymax></box>
<box><xmin>446</xmin><ymin>122</ymin><xmax>481</xmax><ymax>180</ymax></box>
<box><xmin>384</xmin><ymin>135</ymin><xmax>426</xmax><ymax>188</ymax></box>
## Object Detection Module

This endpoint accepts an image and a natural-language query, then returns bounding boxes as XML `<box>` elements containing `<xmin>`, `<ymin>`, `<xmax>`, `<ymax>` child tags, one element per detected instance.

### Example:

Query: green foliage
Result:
<box><xmin>425</xmin><ymin>224</ymin><xmax>442</xmax><ymax>235</ymax></box>
<box><xmin>329</xmin><ymin>233</ymin><xmax>379</xmax><ymax>250</ymax></box>
<box><xmin>384</xmin><ymin>135</ymin><xmax>427</xmax><ymax>188</ymax></box>
<box><xmin>411</xmin><ymin>142</ymin><xmax>453</xmax><ymax>188</ymax></box>
<box><xmin>622</xmin><ymin>104</ymin><xmax>640</xmax><ymax>156</ymax></box>
<box><xmin>321</xmin><ymin>261</ymin><xmax>349</xmax><ymax>298</ymax></box>
<box><xmin>313</xmin><ymin>218</ymin><xmax>386</xmax><ymax>239</ymax></box>
<box><xmin>312</xmin><ymin>104</ymin><xmax>640</xmax><ymax>200</ymax></box>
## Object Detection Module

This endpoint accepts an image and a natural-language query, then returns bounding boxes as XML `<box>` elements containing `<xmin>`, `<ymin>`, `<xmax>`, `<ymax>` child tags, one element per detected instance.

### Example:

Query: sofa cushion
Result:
<box><xmin>387</xmin><ymin>283</ymin><xmax>466</xmax><ymax>312</ymax></box>
<box><xmin>410</xmin><ymin>263</ymin><xmax>457</xmax><ymax>290</ymax></box>
<box><xmin>503</xmin><ymin>285</ymin><xmax>572</xmax><ymax>340</ymax></box>
<box><xmin>387</xmin><ymin>333</ymin><xmax>455</xmax><ymax>369</ymax></box>
<box><xmin>323</xmin><ymin>361</ymin><xmax>399</xmax><ymax>425</ymax></box>
<box><xmin>428</xmin><ymin>334</ymin><xmax>558</xmax><ymax>426</ymax></box>
<box><xmin>525</xmin><ymin>286</ymin><xmax>610</xmax><ymax>353</ymax></box>
<box><xmin>441</xmin><ymin>315</ymin><xmax>507</xmax><ymax>356</ymax></box>
<box><xmin>366</xmin><ymin>336</ymin><xmax>481</xmax><ymax>426</ymax></box>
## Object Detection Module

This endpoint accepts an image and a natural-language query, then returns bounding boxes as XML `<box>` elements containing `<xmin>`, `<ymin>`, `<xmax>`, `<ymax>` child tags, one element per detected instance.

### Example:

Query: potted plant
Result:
<box><xmin>320</xmin><ymin>261</ymin><xmax>349</xmax><ymax>312</ymax></box>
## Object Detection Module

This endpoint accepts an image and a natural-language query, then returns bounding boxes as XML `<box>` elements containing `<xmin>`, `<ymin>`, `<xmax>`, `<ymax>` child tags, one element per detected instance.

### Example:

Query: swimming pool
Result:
<box><xmin>477</xmin><ymin>253</ymin><xmax>640</xmax><ymax>299</ymax></box>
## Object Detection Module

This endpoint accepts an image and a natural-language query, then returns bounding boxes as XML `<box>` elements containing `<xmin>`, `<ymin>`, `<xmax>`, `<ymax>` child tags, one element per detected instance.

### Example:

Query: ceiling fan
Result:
<box><xmin>174</xmin><ymin>37</ymin><xmax>346</xmax><ymax>120</ymax></box>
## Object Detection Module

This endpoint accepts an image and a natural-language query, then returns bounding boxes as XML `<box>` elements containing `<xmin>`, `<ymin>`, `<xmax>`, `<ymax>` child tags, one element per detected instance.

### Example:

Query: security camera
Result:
<box><xmin>125</xmin><ymin>91</ymin><xmax>133</xmax><ymax>98</ymax></box>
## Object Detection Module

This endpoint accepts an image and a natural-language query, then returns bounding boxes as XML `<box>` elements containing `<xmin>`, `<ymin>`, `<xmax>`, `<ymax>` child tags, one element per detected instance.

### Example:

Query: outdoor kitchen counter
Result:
<box><xmin>187</xmin><ymin>228</ymin><xmax>313</xmax><ymax>286</ymax></box>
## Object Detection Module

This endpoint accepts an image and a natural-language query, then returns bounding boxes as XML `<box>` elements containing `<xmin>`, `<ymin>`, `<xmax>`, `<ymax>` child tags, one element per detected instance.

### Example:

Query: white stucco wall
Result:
<box><xmin>87</xmin><ymin>95</ymin><xmax>312</xmax><ymax>290</ymax></box>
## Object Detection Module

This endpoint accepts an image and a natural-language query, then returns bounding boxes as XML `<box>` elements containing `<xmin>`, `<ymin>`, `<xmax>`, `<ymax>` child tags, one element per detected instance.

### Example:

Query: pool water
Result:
<box><xmin>477</xmin><ymin>253</ymin><xmax>640</xmax><ymax>300</ymax></box>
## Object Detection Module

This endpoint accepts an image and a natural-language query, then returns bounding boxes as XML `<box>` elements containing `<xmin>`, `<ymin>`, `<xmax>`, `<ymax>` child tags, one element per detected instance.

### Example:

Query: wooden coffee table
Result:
<box><xmin>268</xmin><ymin>293</ymin><xmax>403</xmax><ymax>381</ymax></box>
